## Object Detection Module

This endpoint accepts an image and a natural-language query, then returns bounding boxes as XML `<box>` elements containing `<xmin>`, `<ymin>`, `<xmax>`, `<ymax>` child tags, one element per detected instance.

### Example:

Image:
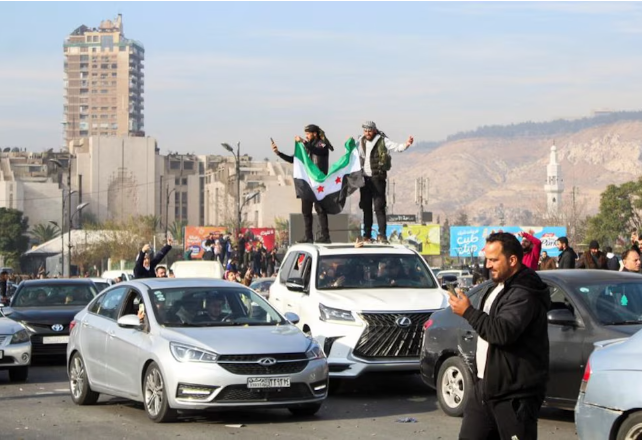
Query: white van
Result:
<box><xmin>170</xmin><ymin>261</ymin><xmax>225</xmax><ymax>279</ymax></box>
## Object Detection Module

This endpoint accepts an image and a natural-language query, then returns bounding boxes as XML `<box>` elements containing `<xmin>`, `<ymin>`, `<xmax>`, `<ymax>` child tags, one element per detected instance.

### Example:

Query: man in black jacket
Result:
<box><xmin>134</xmin><ymin>238</ymin><xmax>173</xmax><ymax>279</ymax></box>
<box><xmin>449</xmin><ymin>232</ymin><xmax>550</xmax><ymax>440</ymax></box>
<box><xmin>272</xmin><ymin>124</ymin><xmax>332</xmax><ymax>243</ymax></box>
<box><xmin>556</xmin><ymin>236</ymin><xmax>577</xmax><ymax>269</ymax></box>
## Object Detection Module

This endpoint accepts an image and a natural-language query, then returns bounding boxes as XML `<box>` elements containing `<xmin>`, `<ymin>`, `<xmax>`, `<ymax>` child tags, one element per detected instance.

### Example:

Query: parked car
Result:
<box><xmin>89</xmin><ymin>278</ymin><xmax>113</xmax><ymax>292</ymax></box>
<box><xmin>420</xmin><ymin>270</ymin><xmax>642</xmax><ymax>417</ymax></box>
<box><xmin>67</xmin><ymin>278</ymin><xmax>328</xmax><ymax>422</ymax></box>
<box><xmin>575</xmin><ymin>330</ymin><xmax>642</xmax><ymax>440</ymax></box>
<box><xmin>6</xmin><ymin>279</ymin><xmax>99</xmax><ymax>357</ymax></box>
<box><xmin>269</xmin><ymin>243</ymin><xmax>448</xmax><ymax>380</ymax></box>
<box><xmin>170</xmin><ymin>260</ymin><xmax>224</xmax><ymax>279</ymax></box>
<box><xmin>250</xmin><ymin>278</ymin><xmax>275</xmax><ymax>298</ymax></box>
<box><xmin>0</xmin><ymin>304</ymin><xmax>31</xmax><ymax>382</ymax></box>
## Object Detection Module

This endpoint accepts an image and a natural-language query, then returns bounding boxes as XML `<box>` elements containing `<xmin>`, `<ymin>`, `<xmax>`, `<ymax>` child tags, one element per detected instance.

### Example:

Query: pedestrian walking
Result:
<box><xmin>556</xmin><ymin>236</ymin><xmax>577</xmax><ymax>269</ymax></box>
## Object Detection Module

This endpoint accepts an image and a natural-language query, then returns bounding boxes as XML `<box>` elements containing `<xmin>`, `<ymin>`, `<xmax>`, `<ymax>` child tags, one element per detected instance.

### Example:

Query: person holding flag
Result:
<box><xmin>272</xmin><ymin>124</ymin><xmax>333</xmax><ymax>243</ymax></box>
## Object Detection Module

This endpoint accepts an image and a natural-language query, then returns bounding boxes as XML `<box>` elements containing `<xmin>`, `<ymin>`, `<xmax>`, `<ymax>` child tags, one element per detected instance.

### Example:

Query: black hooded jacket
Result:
<box><xmin>134</xmin><ymin>244</ymin><xmax>172</xmax><ymax>279</ymax></box>
<box><xmin>462</xmin><ymin>266</ymin><xmax>550</xmax><ymax>401</ymax></box>
<box><xmin>276</xmin><ymin>137</ymin><xmax>329</xmax><ymax>174</ymax></box>
<box><xmin>557</xmin><ymin>247</ymin><xmax>578</xmax><ymax>269</ymax></box>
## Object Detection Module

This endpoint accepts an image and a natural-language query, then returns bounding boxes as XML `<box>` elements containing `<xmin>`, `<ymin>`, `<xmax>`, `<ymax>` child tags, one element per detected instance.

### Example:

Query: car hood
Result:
<box><xmin>159</xmin><ymin>324</ymin><xmax>312</xmax><ymax>355</ymax></box>
<box><xmin>8</xmin><ymin>307</ymin><xmax>85</xmax><ymax>324</ymax></box>
<box><xmin>317</xmin><ymin>288</ymin><xmax>449</xmax><ymax>312</ymax></box>
<box><xmin>0</xmin><ymin>316</ymin><xmax>27</xmax><ymax>334</ymax></box>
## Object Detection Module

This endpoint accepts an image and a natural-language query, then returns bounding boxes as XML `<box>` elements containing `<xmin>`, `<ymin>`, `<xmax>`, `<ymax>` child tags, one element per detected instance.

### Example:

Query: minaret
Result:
<box><xmin>544</xmin><ymin>144</ymin><xmax>564</xmax><ymax>216</ymax></box>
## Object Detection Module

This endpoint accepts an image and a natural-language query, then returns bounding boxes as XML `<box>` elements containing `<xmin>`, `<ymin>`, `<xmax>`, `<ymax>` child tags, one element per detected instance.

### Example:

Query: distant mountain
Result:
<box><xmin>385</xmin><ymin>118</ymin><xmax>642</xmax><ymax>226</ymax></box>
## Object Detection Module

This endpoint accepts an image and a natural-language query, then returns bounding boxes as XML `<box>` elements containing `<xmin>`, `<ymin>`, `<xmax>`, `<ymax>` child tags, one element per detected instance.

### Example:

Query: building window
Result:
<box><xmin>170</xmin><ymin>161</ymin><xmax>180</xmax><ymax>170</ymax></box>
<box><xmin>182</xmin><ymin>177</ymin><xmax>187</xmax><ymax>185</ymax></box>
<box><xmin>175</xmin><ymin>178</ymin><xmax>180</xmax><ymax>186</ymax></box>
<box><xmin>184</xmin><ymin>161</ymin><xmax>194</xmax><ymax>170</ymax></box>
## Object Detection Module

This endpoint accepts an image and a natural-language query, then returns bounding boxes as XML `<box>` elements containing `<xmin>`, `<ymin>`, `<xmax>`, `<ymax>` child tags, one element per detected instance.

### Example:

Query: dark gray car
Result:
<box><xmin>420</xmin><ymin>270</ymin><xmax>642</xmax><ymax>417</ymax></box>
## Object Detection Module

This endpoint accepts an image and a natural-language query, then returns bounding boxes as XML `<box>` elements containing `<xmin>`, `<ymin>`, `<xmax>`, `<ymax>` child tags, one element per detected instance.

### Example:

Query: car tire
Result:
<box><xmin>289</xmin><ymin>402</ymin><xmax>322</xmax><ymax>417</ymax></box>
<box><xmin>617</xmin><ymin>411</ymin><xmax>642</xmax><ymax>440</ymax></box>
<box><xmin>143</xmin><ymin>362</ymin><xmax>178</xmax><ymax>423</ymax></box>
<box><xmin>69</xmin><ymin>352</ymin><xmax>99</xmax><ymax>405</ymax></box>
<box><xmin>436</xmin><ymin>356</ymin><xmax>472</xmax><ymax>417</ymax></box>
<box><xmin>8</xmin><ymin>366</ymin><xmax>28</xmax><ymax>382</ymax></box>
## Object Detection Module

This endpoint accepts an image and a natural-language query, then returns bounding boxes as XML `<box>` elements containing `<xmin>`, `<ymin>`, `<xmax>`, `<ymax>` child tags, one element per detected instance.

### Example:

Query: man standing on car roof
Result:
<box><xmin>134</xmin><ymin>238</ymin><xmax>173</xmax><ymax>279</ymax></box>
<box><xmin>448</xmin><ymin>232</ymin><xmax>550</xmax><ymax>440</ymax></box>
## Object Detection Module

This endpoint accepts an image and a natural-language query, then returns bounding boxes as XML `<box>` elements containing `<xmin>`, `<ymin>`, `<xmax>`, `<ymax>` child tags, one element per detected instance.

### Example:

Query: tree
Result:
<box><xmin>587</xmin><ymin>178</ymin><xmax>642</xmax><ymax>247</ymax></box>
<box><xmin>30</xmin><ymin>223</ymin><xmax>60</xmax><ymax>245</ymax></box>
<box><xmin>453</xmin><ymin>211</ymin><xmax>469</xmax><ymax>226</ymax></box>
<box><xmin>441</xmin><ymin>218</ymin><xmax>451</xmax><ymax>257</ymax></box>
<box><xmin>168</xmin><ymin>220</ymin><xmax>187</xmax><ymax>245</ymax></box>
<box><xmin>273</xmin><ymin>216</ymin><xmax>290</xmax><ymax>247</ymax></box>
<box><xmin>0</xmin><ymin>208</ymin><xmax>30</xmax><ymax>267</ymax></box>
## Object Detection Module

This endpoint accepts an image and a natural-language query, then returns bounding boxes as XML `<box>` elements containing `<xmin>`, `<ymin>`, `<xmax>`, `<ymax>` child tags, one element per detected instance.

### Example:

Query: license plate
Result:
<box><xmin>247</xmin><ymin>377</ymin><xmax>291</xmax><ymax>389</ymax></box>
<box><xmin>43</xmin><ymin>336</ymin><xmax>69</xmax><ymax>345</ymax></box>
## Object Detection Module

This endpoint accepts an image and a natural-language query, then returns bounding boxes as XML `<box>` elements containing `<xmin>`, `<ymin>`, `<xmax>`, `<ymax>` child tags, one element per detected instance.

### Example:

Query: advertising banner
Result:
<box><xmin>449</xmin><ymin>226</ymin><xmax>567</xmax><ymax>258</ymax></box>
<box><xmin>184</xmin><ymin>226</ymin><xmax>277</xmax><ymax>259</ymax></box>
<box><xmin>363</xmin><ymin>224</ymin><xmax>440</xmax><ymax>255</ymax></box>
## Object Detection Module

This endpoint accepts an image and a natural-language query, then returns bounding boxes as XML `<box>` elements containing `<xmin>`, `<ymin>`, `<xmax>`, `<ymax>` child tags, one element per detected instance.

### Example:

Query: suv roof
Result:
<box><xmin>287</xmin><ymin>242</ymin><xmax>418</xmax><ymax>256</ymax></box>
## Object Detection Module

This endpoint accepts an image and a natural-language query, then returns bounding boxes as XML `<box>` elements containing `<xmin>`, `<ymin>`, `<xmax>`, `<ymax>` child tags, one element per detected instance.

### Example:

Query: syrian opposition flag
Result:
<box><xmin>293</xmin><ymin>138</ymin><xmax>364</xmax><ymax>214</ymax></box>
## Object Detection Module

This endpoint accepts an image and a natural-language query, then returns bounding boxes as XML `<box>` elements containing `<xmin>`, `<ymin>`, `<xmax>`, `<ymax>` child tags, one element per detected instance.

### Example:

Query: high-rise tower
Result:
<box><xmin>63</xmin><ymin>14</ymin><xmax>144</xmax><ymax>146</ymax></box>
<box><xmin>544</xmin><ymin>144</ymin><xmax>564</xmax><ymax>216</ymax></box>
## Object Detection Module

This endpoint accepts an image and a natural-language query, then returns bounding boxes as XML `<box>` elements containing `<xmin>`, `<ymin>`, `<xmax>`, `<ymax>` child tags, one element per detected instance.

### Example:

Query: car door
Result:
<box><xmin>283</xmin><ymin>252</ymin><xmax>314</xmax><ymax>317</ymax></box>
<box><xmin>104</xmin><ymin>288</ymin><xmax>150</xmax><ymax>397</ymax></box>
<box><xmin>269</xmin><ymin>251</ymin><xmax>297</xmax><ymax>314</ymax></box>
<box><xmin>80</xmin><ymin>287</ymin><xmax>128</xmax><ymax>388</ymax></box>
<box><xmin>545</xmin><ymin>282</ymin><xmax>586</xmax><ymax>404</ymax></box>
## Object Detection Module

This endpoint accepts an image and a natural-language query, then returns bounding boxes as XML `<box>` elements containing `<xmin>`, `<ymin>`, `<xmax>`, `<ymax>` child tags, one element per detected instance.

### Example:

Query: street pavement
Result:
<box><xmin>0</xmin><ymin>357</ymin><xmax>577</xmax><ymax>440</ymax></box>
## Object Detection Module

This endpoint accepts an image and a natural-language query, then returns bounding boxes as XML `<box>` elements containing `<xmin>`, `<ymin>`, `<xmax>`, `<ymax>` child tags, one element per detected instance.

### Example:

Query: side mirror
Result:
<box><xmin>284</xmin><ymin>312</ymin><xmax>300</xmax><ymax>325</ymax></box>
<box><xmin>285</xmin><ymin>277</ymin><xmax>305</xmax><ymax>292</ymax></box>
<box><xmin>547</xmin><ymin>308</ymin><xmax>577</xmax><ymax>326</ymax></box>
<box><xmin>117</xmin><ymin>314</ymin><xmax>143</xmax><ymax>328</ymax></box>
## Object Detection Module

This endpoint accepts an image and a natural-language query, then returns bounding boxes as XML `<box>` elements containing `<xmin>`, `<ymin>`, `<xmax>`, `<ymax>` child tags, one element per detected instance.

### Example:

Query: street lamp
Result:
<box><xmin>165</xmin><ymin>186</ymin><xmax>177</xmax><ymax>240</ymax></box>
<box><xmin>67</xmin><ymin>202</ymin><xmax>89</xmax><ymax>277</ymax></box>
<box><xmin>221</xmin><ymin>142</ymin><xmax>241</xmax><ymax>239</ymax></box>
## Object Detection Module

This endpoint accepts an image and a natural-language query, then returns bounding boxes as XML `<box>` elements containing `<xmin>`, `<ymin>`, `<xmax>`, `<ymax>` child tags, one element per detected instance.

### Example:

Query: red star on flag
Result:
<box><xmin>316</xmin><ymin>186</ymin><xmax>325</xmax><ymax>193</ymax></box>
<box><xmin>335</xmin><ymin>177</ymin><xmax>341</xmax><ymax>184</ymax></box>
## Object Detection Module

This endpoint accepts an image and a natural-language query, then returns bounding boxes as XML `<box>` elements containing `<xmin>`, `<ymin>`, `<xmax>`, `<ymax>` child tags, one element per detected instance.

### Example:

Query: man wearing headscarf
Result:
<box><xmin>272</xmin><ymin>124</ymin><xmax>333</xmax><ymax>243</ymax></box>
<box><xmin>355</xmin><ymin>121</ymin><xmax>413</xmax><ymax>244</ymax></box>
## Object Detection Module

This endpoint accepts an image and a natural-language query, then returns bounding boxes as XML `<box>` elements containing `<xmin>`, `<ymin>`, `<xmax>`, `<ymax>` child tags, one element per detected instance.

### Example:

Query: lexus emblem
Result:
<box><xmin>257</xmin><ymin>357</ymin><xmax>277</xmax><ymax>366</ymax></box>
<box><xmin>395</xmin><ymin>316</ymin><xmax>412</xmax><ymax>328</ymax></box>
<box><xmin>51</xmin><ymin>324</ymin><xmax>64</xmax><ymax>332</ymax></box>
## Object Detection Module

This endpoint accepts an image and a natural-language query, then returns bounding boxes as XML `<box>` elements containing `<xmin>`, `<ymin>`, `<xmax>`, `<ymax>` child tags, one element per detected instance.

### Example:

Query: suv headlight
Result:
<box><xmin>10</xmin><ymin>329</ymin><xmax>30</xmax><ymax>344</ymax></box>
<box><xmin>305</xmin><ymin>343</ymin><xmax>325</xmax><ymax>360</ymax></box>
<box><xmin>169</xmin><ymin>342</ymin><xmax>218</xmax><ymax>363</ymax></box>
<box><xmin>319</xmin><ymin>303</ymin><xmax>354</xmax><ymax>322</ymax></box>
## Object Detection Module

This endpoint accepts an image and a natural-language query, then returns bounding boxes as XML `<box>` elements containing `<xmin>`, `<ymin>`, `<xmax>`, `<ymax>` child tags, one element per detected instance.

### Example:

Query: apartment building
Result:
<box><xmin>63</xmin><ymin>14</ymin><xmax>144</xmax><ymax>145</ymax></box>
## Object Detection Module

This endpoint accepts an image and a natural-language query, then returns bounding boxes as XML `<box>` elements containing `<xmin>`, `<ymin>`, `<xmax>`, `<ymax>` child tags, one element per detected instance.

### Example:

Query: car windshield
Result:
<box><xmin>572</xmin><ymin>281</ymin><xmax>642</xmax><ymax>325</ymax></box>
<box><xmin>147</xmin><ymin>286</ymin><xmax>286</xmax><ymax>327</ymax></box>
<box><xmin>93</xmin><ymin>282</ymin><xmax>110</xmax><ymax>292</ymax></box>
<box><xmin>13</xmin><ymin>283</ymin><xmax>97</xmax><ymax>307</ymax></box>
<box><xmin>250</xmin><ymin>280</ymin><xmax>274</xmax><ymax>293</ymax></box>
<box><xmin>317</xmin><ymin>254</ymin><xmax>437</xmax><ymax>289</ymax></box>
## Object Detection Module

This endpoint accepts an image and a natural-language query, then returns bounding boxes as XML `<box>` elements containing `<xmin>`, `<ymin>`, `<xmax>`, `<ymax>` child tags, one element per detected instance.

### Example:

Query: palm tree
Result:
<box><xmin>168</xmin><ymin>220</ymin><xmax>187</xmax><ymax>244</ymax></box>
<box><xmin>31</xmin><ymin>223</ymin><xmax>60</xmax><ymax>245</ymax></box>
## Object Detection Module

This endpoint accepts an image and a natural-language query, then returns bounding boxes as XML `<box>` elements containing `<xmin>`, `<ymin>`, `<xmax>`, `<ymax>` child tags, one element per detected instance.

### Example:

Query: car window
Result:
<box><xmin>547</xmin><ymin>283</ymin><xmax>576</xmax><ymax>314</ymax></box>
<box><xmin>12</xmin><ymin>283</ymin><xmax>97</xmax><ymax>307</ymax></box>
<box><xmin>317</xmin><ymin>253</ymin><xmax>437</xmax><ymax>289</ymax></box>
<box><xmin>89</xmin><ymin>292</ymin><xmax>106</xmax><ymax>314</ymax></box>
<box><xmin>147</xmin><ymin>286</ymin><xmax>286</xmax><ymax>327</ymax></box>
<box><xmin>289</xmin><ymin>252</ymin><xmax>311</xmax><ymax>280</ymax></box>
<box><xmin>278</xmin><ymin>252</ymin><xmax>297</xmax><ymax>283</ymax></box>
<box><xmin>571</xmin><ymin>281</ymin><xmax>642</xmax><ymax>325</ymax></box>
<box><xmin>119</xmin><ymin>289</ymin><xmax>145</xmax><ymax>319</ymax></box>
<box><xmin>96</xmin><ymin>287</ymin><xmax>128</xmax><ymax>320</ymax></box>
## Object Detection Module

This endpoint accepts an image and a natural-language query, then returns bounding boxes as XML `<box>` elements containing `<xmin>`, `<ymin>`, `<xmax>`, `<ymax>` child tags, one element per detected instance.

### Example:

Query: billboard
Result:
<box><xmin>364</xmin><ymin>224</ymin><xmax>440</xmax><ymax>255</ymax></box>
<box><xmin>449</xmin><ymin>226</ymin><xmax>567</xmax><ymax>258</ymax></box>
<box><xmin>184</xmin><ymin>226</ymin><xmax>276</xmax><ymax>259</ymax></box>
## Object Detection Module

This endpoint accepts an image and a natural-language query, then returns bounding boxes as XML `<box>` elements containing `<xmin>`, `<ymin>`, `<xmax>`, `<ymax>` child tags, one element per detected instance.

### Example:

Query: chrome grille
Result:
<box><xmin>217</xmin><ymin>353</ymin><xmax>309</xmax><ymax>376</ymax></box>
<box><xmin>354</xmin><ymin>312</ymin><xmax>433</xmax><ymax>359</ymax></box>
<box><xmin>215</xmin><ymin>383</ymin><xmax>312</xmax><ymax>402</ymax></box>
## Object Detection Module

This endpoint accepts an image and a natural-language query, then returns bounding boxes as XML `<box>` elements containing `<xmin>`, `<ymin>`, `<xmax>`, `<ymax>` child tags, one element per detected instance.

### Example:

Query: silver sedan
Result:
<box><xmin>66</xmin><ymin>278</ymin><xmax>328</xmax><ymax>422</ymax></box>
<box><xmin>0</xmin><ymin>304</ymin><xmax>31</xmax><ymax>382</ymax></box>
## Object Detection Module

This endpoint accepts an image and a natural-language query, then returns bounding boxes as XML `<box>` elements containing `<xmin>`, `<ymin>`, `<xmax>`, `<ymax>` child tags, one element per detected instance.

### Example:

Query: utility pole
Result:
<box><xmin>415</xmin><ymin>177</ymin><xmax>429</xmax><ymax>223</ymax></box>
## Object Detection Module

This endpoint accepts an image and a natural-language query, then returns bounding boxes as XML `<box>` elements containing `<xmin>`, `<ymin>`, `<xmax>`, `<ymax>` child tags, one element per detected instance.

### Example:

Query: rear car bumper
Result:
<box><xmin>575</xmin><ymin>393</ymin><xmax>621</xmax><ymax>440</ymax></box>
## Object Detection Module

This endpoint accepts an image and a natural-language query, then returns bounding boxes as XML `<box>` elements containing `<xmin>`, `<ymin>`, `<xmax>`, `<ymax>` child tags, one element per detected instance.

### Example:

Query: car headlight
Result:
<box><xmin>169</xmin><ymin>342</ymin><xmax>218</xmax><ymax>363</ymax></box>
<box><xmin>305</xmin><ymin>343</ymin><xmax>325</xmax><ymax>360</ymax></box>
<box><xmin>319</xmin><ymin>303</ymin><xmax>354</xmax><ymax>322</ymax></box>
<box><xmin>10</xmin><ymin>329</ymin><xmax>30</xmax><ymax>344</ymax></box>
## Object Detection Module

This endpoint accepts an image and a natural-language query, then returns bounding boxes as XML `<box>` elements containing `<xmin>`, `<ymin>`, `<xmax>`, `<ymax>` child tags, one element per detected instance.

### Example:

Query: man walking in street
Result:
<box><xmin>134</xmin><ymin>238</ymin><xmax>173</xmax><ymax>279</ymax></box>
<box><xmin>355</xmin><ymin>121</ymin><xmax>413</xmax><ymax>244</ymax></box>
<box><xmin>556</xmin><ymin>236</ymin><xmax>577</xmax><ymax>269</ymax></box>
<box><xmin>604</xmin><ymin>246</ymin><xmax>620</xmax><ymax>271</ymax></box>
<box><xmin>577</xmin><ymin>240</ymin><xmax>608</xmax><ymax>269</ymax></box>
<box><xmin>448</xmin><ymin>232</ymin><xmax>550</xmax><ymax>440</ymax></box>
<box><xmin>272</xmin><ymin>124</ymin><xmax>333</xmax><ymax>243</ymax></box>
<box><xmin>538</xmin><ymin>251</ymin><xmax>557</xmax><ymax>270</ymax></box>
<box><xmin>518</xmin><ymin>230</ymin><xmax>541</xmax><ymax>271</ymax></box>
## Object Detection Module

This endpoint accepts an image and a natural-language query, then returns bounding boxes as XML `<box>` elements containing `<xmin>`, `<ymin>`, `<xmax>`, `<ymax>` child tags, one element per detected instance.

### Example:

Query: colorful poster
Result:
<box><xmin>449</xmin><ymin>226</ymin><xmax>567</xmax><ymax>257</ymax></box>
<box><xmin>363</xmin><ymin>224</ymin><xmax>441</xmax><ymax>255</ymax></box>
<box><xmin>184</xmin><ymin>226</ymin><xmax>277</xmax><ymax>259</ymax></box>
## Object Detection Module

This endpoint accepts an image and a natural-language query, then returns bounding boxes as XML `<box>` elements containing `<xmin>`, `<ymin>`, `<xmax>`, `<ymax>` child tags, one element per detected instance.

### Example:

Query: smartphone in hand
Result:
<box><xmin>139</xmin><ymin>303</ymin><xmax>145</xmax><ymax>313</ymax></box>
<box><xmin>270</xmin><ymin>137</ymin><xmax>275</xmax><ymax>144</ymax></box>
<box><xmin>446</xmin><ymin>283</ymin><xmax>460</xmax><ymax>299</ymax></box>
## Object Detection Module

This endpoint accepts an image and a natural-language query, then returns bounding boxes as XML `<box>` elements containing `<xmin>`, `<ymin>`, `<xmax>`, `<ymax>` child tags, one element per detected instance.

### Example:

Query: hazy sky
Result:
<box><xmin>1</xmin><ymin>2</ymin><xmax>641</xmax><ymax>160</ymax></box>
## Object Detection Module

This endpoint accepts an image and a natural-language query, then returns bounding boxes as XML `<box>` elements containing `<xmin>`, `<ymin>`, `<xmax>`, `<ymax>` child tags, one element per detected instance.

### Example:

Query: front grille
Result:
<box><xmin>215</xmin><ymin>383</ymin><xmax>312</xmax><ymax>402</ymax></box>
<box><xmin>219</xmin><ymin>361</ymin><xmax>308</xmax><ymax>375</ymax></box>
<box><xmin>31</xmin><ymin>336</ymin><xmax>67</xmax><ymax>356</ymax></box>
<box><xmin>218</xmin><ymin>353</ymin><xmax>305</xmax><ymax>362</ymax></box>
<box><xmin>353</xmin><ymin>312</ymin><xmax>433</xmax><ymax>359</ymax></box>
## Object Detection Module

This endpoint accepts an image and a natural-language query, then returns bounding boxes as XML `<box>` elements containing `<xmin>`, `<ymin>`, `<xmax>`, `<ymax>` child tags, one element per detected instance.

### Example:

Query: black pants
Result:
<box><xmin>359</xmin><ymin>176</ymin><xmax>387</xmax><ymax>239</ymax></box>
<box><xmin>302</xmin><ymin>199</ymin><xmax>329</xmax><ymax>240</ymax></box>
<box><xmin>459</xmin><ymin>380</ymin><xmax>543</xmax><ymax>440</ymax></box>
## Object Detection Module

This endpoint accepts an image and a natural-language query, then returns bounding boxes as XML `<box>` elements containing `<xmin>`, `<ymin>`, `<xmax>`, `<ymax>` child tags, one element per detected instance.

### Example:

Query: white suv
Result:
<box><xmin>268</xmin><ymin>243</ymin><xmax>448</xmax><ymax>379</ymax></box>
